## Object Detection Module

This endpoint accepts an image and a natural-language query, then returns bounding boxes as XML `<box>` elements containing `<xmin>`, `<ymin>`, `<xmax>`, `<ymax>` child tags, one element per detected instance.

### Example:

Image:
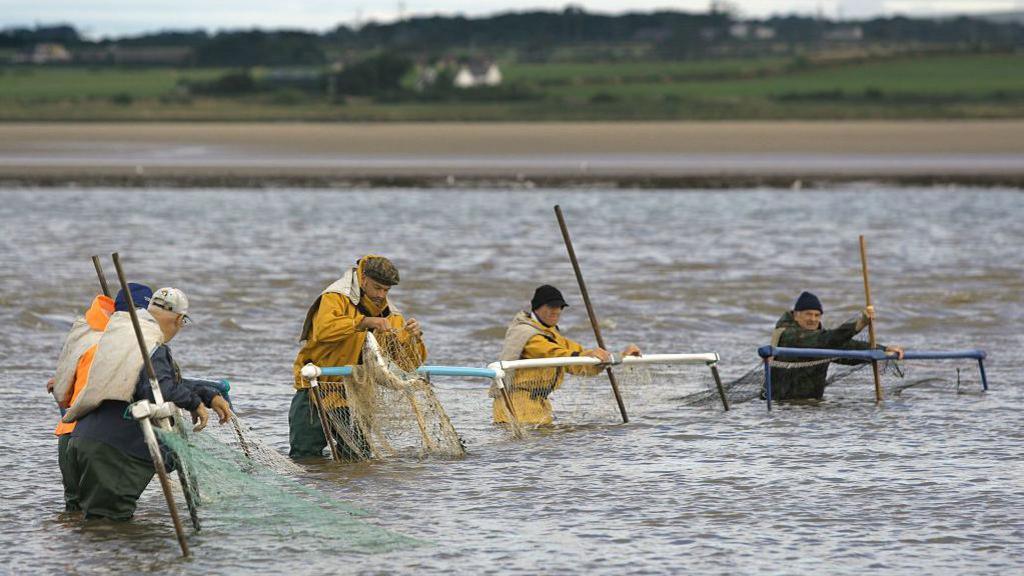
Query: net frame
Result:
<box><xmin>757</xmin><ymin>345</ymin><xmax>989</xmax><ymax>411</ymax></box>
<box><xmin>303</xmin><ymin>350</ymin><xmax>726</xmax><ymax>438</ymax></box>
<box><xmin>299</xmin><ymin>332</ymin><xmax>466</xmax><ymax>461</ymax></box>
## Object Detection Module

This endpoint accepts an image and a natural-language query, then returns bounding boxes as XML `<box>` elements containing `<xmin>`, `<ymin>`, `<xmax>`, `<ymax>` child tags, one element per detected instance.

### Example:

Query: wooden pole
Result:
<box><xmin>110</xmin><ymin>252</ymin><xmax>191</xmax><ymax>556</ymax></box>
<box><xmin>554</xmin><ymin>205</ymin><xmax>629</xmax><ymax>423</ymax></box>
<box><xmin>495</xmin><ymin>374</ymin><xmax>524</xmax><ymax>438</ymax></box>
<box><xmin>91</xmin><ymin>255</ymin><xmax>111</xmax><ymax>297</ymax></box>
<box><xmin>308</xmin><ymin>383</ymin><xmax>342</xmax><ymax>461</ymax></box>
<box><xmin>859</xmin><ymin>236</ymin><xmax>884</xmax><ymax>403</ymax></box>
<box><xmin>710</xmin><ymin>364</ymin><xmax>730</xmax><ymax>411</ymax></box>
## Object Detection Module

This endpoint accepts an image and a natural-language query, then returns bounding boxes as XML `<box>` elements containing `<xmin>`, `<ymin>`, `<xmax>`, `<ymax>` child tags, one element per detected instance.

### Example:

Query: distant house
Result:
<box><xmin>12</xmin><ymin>43</ymin><xmax>72</xmax><ymax>64</ymax></box>
<box><xmin>453</xmin><ymin>62</ymin><xmax>502</xmax><ymax>89</ymax></box>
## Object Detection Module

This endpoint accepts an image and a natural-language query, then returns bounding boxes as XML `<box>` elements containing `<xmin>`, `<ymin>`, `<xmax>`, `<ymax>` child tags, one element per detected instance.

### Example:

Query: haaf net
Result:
<box><xmin>677</xmin><ymin>346</ymin><xmax>985</xmax><ymax>408</ymax></box>
<box><xmin>504</xmin><ymin>362</ymin><xmax>682</xmax><ymax>425</ymax></box>
<box><xmin>154</xmin><ymin>420</ymin><xmax>419</xmax><ymax>552</ymax></box>
<box><xmin>313</xmin><ymin>330</ymin><xmax>465</xmax><ymax>460</ymax></box>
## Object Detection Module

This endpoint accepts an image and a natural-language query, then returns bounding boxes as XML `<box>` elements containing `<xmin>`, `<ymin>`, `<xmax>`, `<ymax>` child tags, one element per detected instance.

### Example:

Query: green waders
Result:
<box><xmin>288</xmin><ymin>389</ymin><xmax>369</xmax><ymax>461</ymax></box>
<box><xmin>57</xmin><ymin>434</ymin><xmax>80</xmax><ymax>512</ymax></box>
<box><xmin>65</xmin><ymin>436</ymin><xmax>155</xmax><ymax>521</ymax></box>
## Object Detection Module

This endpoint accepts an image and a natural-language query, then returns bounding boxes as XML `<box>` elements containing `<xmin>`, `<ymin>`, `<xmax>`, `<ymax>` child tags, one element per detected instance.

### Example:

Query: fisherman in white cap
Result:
<box><xmin>63</xmin><ymin>287</ymin><xmax>234</xmax><ymax>520</ymax></box>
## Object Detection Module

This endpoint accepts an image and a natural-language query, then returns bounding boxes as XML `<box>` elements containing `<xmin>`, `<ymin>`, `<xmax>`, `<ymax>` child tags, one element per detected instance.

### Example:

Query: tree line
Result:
<box><xmin>3</xmin><ymin>8</ymin><xmax>1022</xmax><ymax>67</ymax></box>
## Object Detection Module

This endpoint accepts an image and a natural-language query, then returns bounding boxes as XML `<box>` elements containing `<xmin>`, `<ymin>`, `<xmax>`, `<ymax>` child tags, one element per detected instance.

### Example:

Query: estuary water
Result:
<box><xmin>0</xmin><ymin>186</ymin><xmax>1021</xmax><ymax>574</ymax></box>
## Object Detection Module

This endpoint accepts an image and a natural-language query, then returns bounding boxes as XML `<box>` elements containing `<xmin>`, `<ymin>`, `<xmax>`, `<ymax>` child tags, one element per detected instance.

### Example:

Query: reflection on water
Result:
<box><xmin>0</xmin><ymin>187</ymin><xmax>1021</xmax><ymax>574</ymax></box>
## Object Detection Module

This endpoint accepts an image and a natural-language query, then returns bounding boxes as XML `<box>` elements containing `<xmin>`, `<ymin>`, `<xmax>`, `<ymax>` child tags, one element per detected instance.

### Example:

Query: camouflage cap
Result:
<box><xmin>362</xmin><ymin>256</ymin><xmax>400</xmax><ymax>286</ymax></box>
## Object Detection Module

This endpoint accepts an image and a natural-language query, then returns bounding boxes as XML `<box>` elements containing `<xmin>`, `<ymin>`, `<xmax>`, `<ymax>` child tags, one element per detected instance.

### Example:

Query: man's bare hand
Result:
<box><xmin>210</xmin><ymin>395</ymin><xmax>233</xmax><ymax>424</ymax></box>
<box><xmin>46</xmin><ymin>377</ymin><xmax>55</xmax><ymax>394</ymax></box>
<box><xmin>191</xmin><ymin>403</ymin><xmax>210</xmax><ymax>432</ymax></box>
<box><xmin>855</xmin><ymin>305</ymin><xmax>876</xmax><ymax>331</ymax></box>
<box><xmin>885</xmin><ymin>345</ymin><xmax>905</xmax><ymax>360</ymax></box>
<box><xmin>360</xmin><ymin>316</ymin><xmax>391</xmax><ymax>332</ymax></box>
<box><xmin>405</xmin><ymin>318</ymin><xmax>422</xmax><ymax>338</ymax></box>
<box><xmin>621</xmin><ymin>344</ymin><xmax>642</xmax><ymax>357</ymax></box>
<box><xmin>585</xmin><ymin>347</ymin><xmax>612</xmax><ymax>363</ymax></box>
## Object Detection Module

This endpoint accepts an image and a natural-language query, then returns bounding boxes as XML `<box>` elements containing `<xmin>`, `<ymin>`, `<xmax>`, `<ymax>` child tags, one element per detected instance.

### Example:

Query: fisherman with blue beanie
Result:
<box><xmin>766</xmin><ymin>291</ymin><xmax>903</xmax><ymax>401</ymax></box>
<box><xmin>114</xmin><ymin>282</ymin><xmax>152</xmax><ymax>312</ymax></box>
<box><xmin>64</xmin><ymin>287</ymin><xmax>233</xmax><ymax>520</ymax></box>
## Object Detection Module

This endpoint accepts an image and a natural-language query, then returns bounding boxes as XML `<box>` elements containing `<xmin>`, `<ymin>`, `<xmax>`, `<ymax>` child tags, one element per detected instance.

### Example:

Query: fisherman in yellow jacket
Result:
<box><xmin>494</xmin><ymin>285</ymin><xmax>640</xmax><ymax>425</ymax></box>
<box><xmin>291</xmin><ymin>255</ymin><xmax>425</xmax><ymax>460</ymax></box>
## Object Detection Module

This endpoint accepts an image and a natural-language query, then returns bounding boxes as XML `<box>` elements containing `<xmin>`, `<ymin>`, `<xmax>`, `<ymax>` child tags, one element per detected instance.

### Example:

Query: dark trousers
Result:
<box><xmin>288</xmin><ymin>389</ymin><xmax>369</xmax><ymax>461</ymax></box>
<box><xmin>65</xmin><ymin>436</ymin><xmax>154</xmax><ymax>521</ymax></box>
<box><xmin>57</xmin><ymin>434</ymin><xmax>80</xmax><ymax>512</ymax></box>
<box><xmin>767</xmin><ymin>365</ymin><xmax>828</xmax><ymax>401</ymax></box>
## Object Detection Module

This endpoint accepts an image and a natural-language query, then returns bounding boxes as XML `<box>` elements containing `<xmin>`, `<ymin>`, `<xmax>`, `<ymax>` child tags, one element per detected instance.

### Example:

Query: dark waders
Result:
<box><xmin>288</xmin><ymin>389</ymin><xmax>369</xmax><ymax>460</ymax></box>
<box><xmin>65</xmin><ymin>437</ymin><xmax>155</xmax><ymax>521</ymax></box>
<box><xmin>57</xmin><ymin>434</ymin><xmax>81</xmax><ymax>512</ymax></box>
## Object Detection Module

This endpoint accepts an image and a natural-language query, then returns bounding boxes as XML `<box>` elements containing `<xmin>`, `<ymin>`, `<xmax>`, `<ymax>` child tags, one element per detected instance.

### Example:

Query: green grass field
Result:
<box><xmin>502</xmin><ymin>58</ymin><xmax>789</xmax><ymax>84</ymax></box>
<box><xmin>1</xmin><ymin>53</ymin><xmax>1022</xmax><ymax>120</ymax></box>
<box><xmin>0</xmin><ymin>67</ymin><xmax>224</xmax><ymax>100</ymax></box>
<box><xmin>534</xmin><ymin>54</ymin><xmax>1024</xmax><ymax>101</ymax></box>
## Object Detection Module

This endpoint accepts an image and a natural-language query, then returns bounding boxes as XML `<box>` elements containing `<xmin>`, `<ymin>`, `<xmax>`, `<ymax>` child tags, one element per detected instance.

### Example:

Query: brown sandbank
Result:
<box><xmin>2</xmin><ymin>121</ymin><xmax>1023</xmax><ymax>188</ymax></box>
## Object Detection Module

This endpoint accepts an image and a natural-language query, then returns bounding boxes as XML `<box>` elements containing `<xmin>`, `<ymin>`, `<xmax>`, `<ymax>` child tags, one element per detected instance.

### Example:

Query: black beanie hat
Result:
<box><xmin>531</xmin><ymin>285</ymin><xmax>569</xmax><ymax>310</ymax></box>
<box><xmin>794</xmin><ymin>291</ymin><xmax>823</xmax><ymax>312</ymax></box>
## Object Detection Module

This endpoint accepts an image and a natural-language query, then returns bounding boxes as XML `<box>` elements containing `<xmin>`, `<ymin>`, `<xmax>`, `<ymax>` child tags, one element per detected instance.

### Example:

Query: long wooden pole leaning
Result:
<box><xmin>91</xmin><ymin>255</ymin><xmax>111</xmax><ymax>297</ymax></box>
<box><xmin>110</xmin><ymin>252</ymin><xmax>191</xmax><ymax>557</ymax></box>
<box><xmin>858</xmin><ymin>236</ymin><xmax>884</xmax><ymax>403</ymax></box>
<box><xmin>710</xmin><ymin>364</ymin><xmax>730</xmax><ymax>412</ymax></box>
<box><xmin>308</xmin><ymin>381</ymin><xmax>342</xmax><ymax>461</ymax></box>
<box><xmin>554</xmin><ymin>205</ymin><xmax>629</xmax><ymax>423</ymax></box>
<box><xmin>112</xmin><ymin>254</ymin><xmax>201</xmax><ymax>531</ymax></box>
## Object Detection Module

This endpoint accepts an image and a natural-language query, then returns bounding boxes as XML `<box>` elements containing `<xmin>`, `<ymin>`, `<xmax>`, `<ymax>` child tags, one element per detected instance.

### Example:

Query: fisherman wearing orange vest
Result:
<box><xmin>47</xmin><ymin>283</ymin><xmax>150</xmax><ymax>512</ymax></box>
<box><xmin>63</xmin><ymin>287</ymin><xmax>233</xmax><ymax>520</ymax></box>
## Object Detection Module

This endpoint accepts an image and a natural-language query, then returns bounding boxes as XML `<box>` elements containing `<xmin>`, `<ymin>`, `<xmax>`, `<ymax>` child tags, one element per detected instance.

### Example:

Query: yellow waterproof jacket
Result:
<box><xmin>493</xmin><ymin>312</ymin><xmax>601</xmax><ymax>425</ymax></box>
<box><xmin>292</xmin><ymin>262</ymin><xmax>426</xmax><ymax>408</ymax></box>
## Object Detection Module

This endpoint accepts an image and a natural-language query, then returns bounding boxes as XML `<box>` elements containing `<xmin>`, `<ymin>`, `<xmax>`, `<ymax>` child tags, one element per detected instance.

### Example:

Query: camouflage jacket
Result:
<box><xmin>767</xmin><ymin>310</ymin><xmax>879</xmax><ymax>401</ymax></box>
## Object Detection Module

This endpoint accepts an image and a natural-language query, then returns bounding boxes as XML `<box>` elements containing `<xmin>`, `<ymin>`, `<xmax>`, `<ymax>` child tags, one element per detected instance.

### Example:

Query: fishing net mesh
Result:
<box><xmin>677</xmin><ymin>348</ymin><xmax>986</xmax><ymax>408</ymax></box>
<box><xmin>501</xmin><ymin>362</ymin><xmax>703</xmax><ymax>425</ymax></box>
<box><xmin>313</xmin><ymin>330</ymin><xmax>465</xmax><ymax>460</ymax></box>
<box><xmin>154</xmin><ymin>421</ymin><xmax>419</xmax><ymax>553</ymax></box>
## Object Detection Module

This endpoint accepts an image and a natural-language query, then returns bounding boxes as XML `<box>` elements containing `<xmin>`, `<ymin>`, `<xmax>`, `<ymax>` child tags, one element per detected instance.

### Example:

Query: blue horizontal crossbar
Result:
<box><xmin>318</xmin><ymin>366</ymin><xmax>354</xmax><ymax>377</ymax></box>
<box><xmin>418</xmin><ymin>366</ymin><xmax>497</xmax><ymax>379</ymax></box>
<box><xmin>758</xmin><ymin>345</ymin><xmax>986</xmax><ymax>362</ymax></box>
<box><xmin>316</xmin><ymin>365</ymin><xmax>497</xmax><ymax>379</ymax></box>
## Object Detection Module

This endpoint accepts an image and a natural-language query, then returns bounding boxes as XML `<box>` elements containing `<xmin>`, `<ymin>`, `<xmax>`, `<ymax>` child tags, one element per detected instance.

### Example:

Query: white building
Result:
<box><xmin>453</xmin><ymin>62</ymin><xmax>502</xmax><ymax>89</ymax></box>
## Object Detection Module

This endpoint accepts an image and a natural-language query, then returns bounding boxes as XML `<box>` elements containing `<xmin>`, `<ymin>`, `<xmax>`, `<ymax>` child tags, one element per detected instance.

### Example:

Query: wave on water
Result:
<box><xmin>17</xmin><ymin>310</ymin><xmax>71</xmax><ymax>330</ymax></box>
<box><xmin>469</xmin><ymin>325</ymin><xmax>506</xmax><ymax>340</ymax></box>
<box><xmin>218</xmin><ymin>317</ymin><xmax>249</xmax><ymax>332</ymax></box>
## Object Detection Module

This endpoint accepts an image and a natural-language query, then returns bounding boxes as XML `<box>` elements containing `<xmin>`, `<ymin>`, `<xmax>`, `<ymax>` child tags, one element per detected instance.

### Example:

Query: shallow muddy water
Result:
<box><xmin>0</xmin><ymin>186</ymin><xmax>1021</xmax><ymax>574</ymax></box>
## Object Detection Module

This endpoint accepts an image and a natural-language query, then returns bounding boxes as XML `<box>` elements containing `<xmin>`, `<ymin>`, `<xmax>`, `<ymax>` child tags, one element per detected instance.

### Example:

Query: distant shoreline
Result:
<box><xmin>3</xmin><ymin>121</ymin><xmax>1023</xmax><ymax>189</ymax></box>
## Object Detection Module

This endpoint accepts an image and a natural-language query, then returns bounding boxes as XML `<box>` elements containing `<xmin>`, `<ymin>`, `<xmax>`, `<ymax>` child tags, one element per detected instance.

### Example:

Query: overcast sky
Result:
<box><xmin>2</xmin><ymin>1</ymin><xmax>1021</xmax><ymax>38</ymax></box>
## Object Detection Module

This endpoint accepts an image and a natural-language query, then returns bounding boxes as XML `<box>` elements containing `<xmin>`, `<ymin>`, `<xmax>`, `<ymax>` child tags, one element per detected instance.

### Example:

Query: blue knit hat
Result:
<box><xmin>115</xmin><ymin>283</ymin><xmax>153</xmax><ymax>312</ymax></box>
<box><xmin>793</xmin><ymin>291</ymin><xmax>823</xmax><ymax>313</ymax></box>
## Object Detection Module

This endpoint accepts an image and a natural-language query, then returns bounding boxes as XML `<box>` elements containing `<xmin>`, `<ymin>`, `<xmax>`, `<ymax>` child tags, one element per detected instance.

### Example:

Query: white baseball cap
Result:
<box><xmin>150</xmin><ymin>287</ymin><xmax>191</xmax><ymax>325</ymax></box>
